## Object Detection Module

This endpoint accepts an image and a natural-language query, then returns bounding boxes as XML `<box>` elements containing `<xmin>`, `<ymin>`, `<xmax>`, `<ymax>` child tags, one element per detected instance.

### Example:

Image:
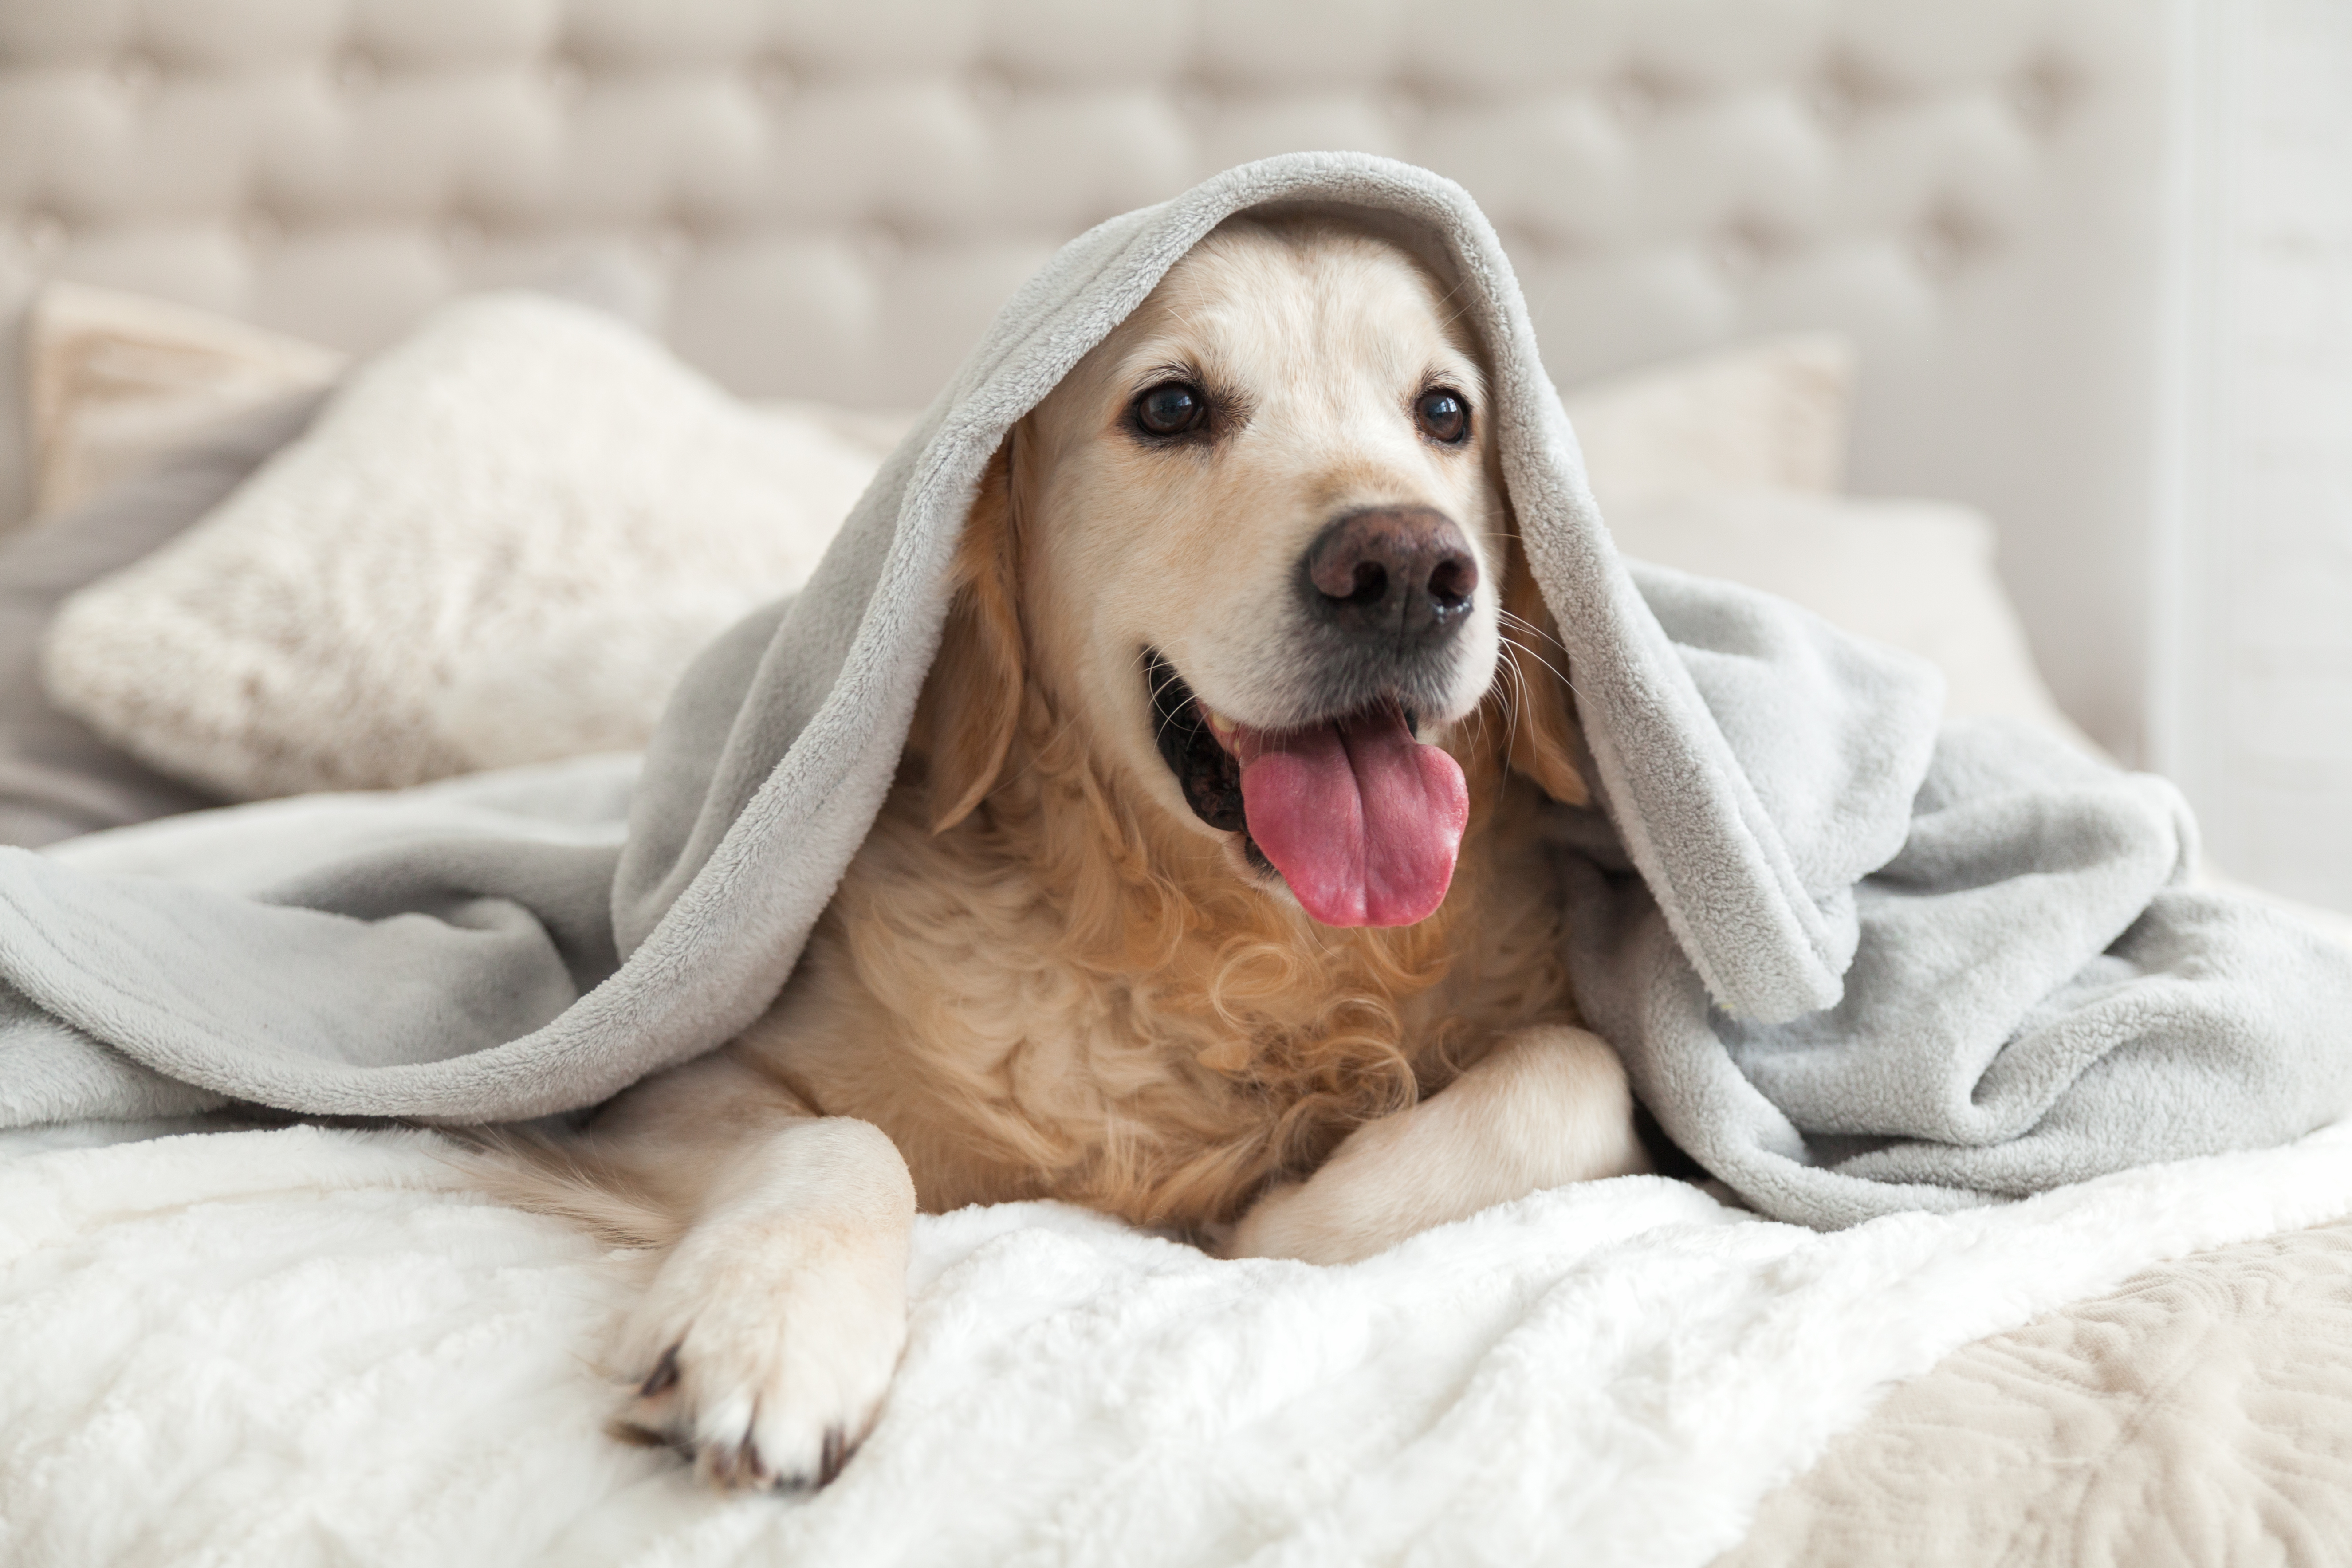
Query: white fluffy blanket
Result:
<box><xmin>9</xmin><ymin>1117</ymin><xmax>2352</xmax><ymax>1567</ymax></box>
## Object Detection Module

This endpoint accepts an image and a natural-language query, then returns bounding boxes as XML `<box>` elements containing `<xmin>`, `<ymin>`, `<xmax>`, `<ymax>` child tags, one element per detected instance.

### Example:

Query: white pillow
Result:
<box><xmin>44</xmin><ymin>295</ymin><xmax>879</xmax><ymax>798</ymax></box>
<box><xmin>1601</xmin><ymin>490</ymin><xmax>2102</xmax><ymax>756</ymax></box>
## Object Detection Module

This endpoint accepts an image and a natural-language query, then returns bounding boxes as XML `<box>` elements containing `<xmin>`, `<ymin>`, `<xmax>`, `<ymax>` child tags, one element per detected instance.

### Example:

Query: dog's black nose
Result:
<box><xmin>1299</xmin><ymin>506</ymin><xmax>1479</xmax><ymax>646</ymax></box>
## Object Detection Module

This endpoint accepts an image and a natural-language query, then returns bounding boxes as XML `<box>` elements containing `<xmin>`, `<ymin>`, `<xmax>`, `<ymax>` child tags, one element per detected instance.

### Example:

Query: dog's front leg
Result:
<box><xmin>1227</xmin><ymin>1023</ymin><xmax>1649</xmax><ymax>1266</ymax></box>
<box><xmin>592</xmin><ymin>1058</ymin><xmax>916</xmax><ymax>1489</ymax></box>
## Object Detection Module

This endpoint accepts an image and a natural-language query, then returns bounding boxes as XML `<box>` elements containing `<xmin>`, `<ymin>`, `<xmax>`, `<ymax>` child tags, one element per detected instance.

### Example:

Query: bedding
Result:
<box><xmin>1721</xmin><ymin>1215</ymin><xmax>2352</xmax><ymax>1566</ymax></box>
<box><xmin>0</xmin><ymin>267</ymin><xmax>697</xmax><ymax>841</ymax></box>
<box><xmin>15</xmin><ymin>756</ymin><xmax>2351</xmax><ymax>1564</ymax></box>
<box><xmin>21</xmin><ymin>283</ymin><xmax>345</xmax><ymax>524</ymax></box>
<box><xmin>41</xmin><ymin>295</ymin><xmax>887</xmax><ymax>798</ymax></box>
<box><xmin>11</xmin><ymin>261</ymin><xmax>673</xmax><ymax>540</ymax></box>
<box><xmin>1557</xmin><ymin>332</ymin><xmax>1853</xmax><ymax>511</ymax></box>
<box><xmin>1603</xmin><ymin>490</ymin><xmax>2104</xmax><ymax>758</ymax></box>
<box><xmin>0</xmin><ymin>391</ymin><xmax>322</xmax><ymax>847</ymax></box>
<box><xmin>6</xmin><ymin>1085</ymin><xmax>2352</xmax><ymax>1567</ymax></box>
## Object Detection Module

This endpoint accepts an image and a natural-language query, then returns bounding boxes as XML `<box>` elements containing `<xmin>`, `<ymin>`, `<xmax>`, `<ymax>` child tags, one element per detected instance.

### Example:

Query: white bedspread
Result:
<box><xmin>8</xmin><ymin>1117</ymin><xmax>2352</xmax><ymax>1568</ymax></box>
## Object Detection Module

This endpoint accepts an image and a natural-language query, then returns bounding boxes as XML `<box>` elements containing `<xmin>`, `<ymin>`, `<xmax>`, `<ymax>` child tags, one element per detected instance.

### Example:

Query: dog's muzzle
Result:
<box><xmin>1285</xmin><ymin>505</ymin><xmax>1480</xmax><ymax>719</ymax></box>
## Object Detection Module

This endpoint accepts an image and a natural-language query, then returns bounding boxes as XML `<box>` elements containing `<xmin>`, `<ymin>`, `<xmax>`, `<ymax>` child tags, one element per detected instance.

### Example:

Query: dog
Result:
<box><xmin>501</xmin><ymin>213</ymin><xmax>1651</xmax><ymax>1490</ymax></box>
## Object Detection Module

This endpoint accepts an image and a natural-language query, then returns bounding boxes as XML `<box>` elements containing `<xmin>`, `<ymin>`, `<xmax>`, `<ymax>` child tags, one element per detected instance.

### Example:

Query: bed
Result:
<box><xmin>7</xmin><ymin>5</ymin><xmax>2352</xmax><ymax>1565</ymax></box>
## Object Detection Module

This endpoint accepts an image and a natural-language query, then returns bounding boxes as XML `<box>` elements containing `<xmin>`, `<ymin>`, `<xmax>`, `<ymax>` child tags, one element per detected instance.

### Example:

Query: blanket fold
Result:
<box><xmin>4</xmin><ymin>151</ymin><xmax>2348</xmax><ymax>1229</ymax></box>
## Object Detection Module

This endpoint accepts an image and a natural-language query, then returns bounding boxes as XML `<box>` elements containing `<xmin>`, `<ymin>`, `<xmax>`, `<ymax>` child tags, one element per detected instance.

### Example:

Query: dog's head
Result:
<box><xmin>920</xmin><ymin>213</ymin><xmax>1585</xmax><ymax>927</ymax></box>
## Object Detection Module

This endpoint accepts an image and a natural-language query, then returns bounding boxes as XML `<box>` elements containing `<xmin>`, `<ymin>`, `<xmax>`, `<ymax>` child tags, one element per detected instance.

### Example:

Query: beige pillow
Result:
<box><xmin>1565</xmin><ymin>334</ymin><xmax>1854</xmax><ymax>508</ymax></box>
<box><xmin>1603</xmin><ymin>490</ymin><xmax>2101</xmax><ymax>755</ymax></box>
<box><xmin>24</xmin><ymin>283</ymin><xmax>346</xmax><ymax>523</ymax></box>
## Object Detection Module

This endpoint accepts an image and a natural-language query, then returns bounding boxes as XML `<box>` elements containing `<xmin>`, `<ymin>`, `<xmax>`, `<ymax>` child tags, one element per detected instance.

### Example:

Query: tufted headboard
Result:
<box><xmin>0</xmin><ymin>0</ymin><xmax>2170</xmax><ymax>758</ymax></box>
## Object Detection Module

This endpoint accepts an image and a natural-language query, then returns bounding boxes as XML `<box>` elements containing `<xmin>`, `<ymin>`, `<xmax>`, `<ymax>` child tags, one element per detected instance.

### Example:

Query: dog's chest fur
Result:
<box><xmin>728</xmin><ymin>738</ymin><xmax>1579</xmax><ymax>1231</ymax></box>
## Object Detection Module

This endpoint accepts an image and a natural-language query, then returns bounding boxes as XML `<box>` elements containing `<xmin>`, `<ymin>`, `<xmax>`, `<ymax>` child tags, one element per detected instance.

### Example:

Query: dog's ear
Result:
<box><xmin>1498</xmin><ymin>528</ymin><xmax>1590</xmax><ymax>807</ymax></box>
<box><xmin>920</xmin><ymin>440</ymin><xmax>1027</xmax><ymax>833</ymax></box>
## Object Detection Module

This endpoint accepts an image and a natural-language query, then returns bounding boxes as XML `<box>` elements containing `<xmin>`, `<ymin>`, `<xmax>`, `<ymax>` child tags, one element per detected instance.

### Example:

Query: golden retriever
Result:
<box><xmin>511</xmin><ymin>213</ymin><xmax>1649</xmax><ymax>1489</ymax></box>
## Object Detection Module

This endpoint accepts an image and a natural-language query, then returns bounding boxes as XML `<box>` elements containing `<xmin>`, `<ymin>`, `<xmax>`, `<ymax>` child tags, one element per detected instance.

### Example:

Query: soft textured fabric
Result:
<box><xmin>20</xmin><ymin>261</ymin><xmax>673</xmax><ymax>540</ymax></box>
<box><xmin>21</xmin><ymin>281</ymin><xmax>346</xmax><ymax>524</ymax></box>
<box><xmin>1603</xmin><ymin>490</ymin><xmax>2103</xmax><ymax>756</ymax></box>
<box><xmin>1720</xmin><ymin>1216</ymin><xmax>2352</xmax><ymax>1568</ymax></box>
<box><xmin>1559</xmin><ymin>333</ymin><xmax>1854</xmax><ymax>511</ymax></box>
<box><xmin>0</xmin><ymin>390</ymin><xmax>323</xmax><ymax>848</ymax></box>
<box><xmin>43</xmin><ymin>296</ymin><xmax>885</xmax><ymax>798</ymax></box>
<box><xmin>2</xmin><ymin>153</ymin><xmax>2349</xmax><ymax>1230</ymax></box>
<box><xmin>7</xmin><ymin>1114</ymin><xmax>2352</xmax><ymax>1568</ymax></box>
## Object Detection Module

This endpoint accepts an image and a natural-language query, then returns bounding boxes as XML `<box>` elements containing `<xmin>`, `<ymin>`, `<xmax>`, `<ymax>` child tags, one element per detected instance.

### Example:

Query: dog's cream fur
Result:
<box><xmin>514</xmin><ymin>217</ymin><xmax>1649</xmax><ymax>1489</ymax></box>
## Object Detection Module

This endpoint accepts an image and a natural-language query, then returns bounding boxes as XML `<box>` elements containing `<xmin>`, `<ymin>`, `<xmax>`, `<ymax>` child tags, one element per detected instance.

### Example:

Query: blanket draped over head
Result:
<box><xmin>4</xmin><ymin>153</ymin><xmax>2350</xmax><ymax>1230</ymax></box>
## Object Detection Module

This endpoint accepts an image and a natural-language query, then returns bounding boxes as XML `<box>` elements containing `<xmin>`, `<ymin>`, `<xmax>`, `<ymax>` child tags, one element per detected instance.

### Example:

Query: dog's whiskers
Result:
<box><xmin>1496</xmin><ymin>625</ymin><xmax>1576</xmax><ymax>700</ymax></box>
<box><xmin>1495</xmin><ymin>605</ymin><xmax>1566</xmax><ymax>655</ymax></box>
<box><xmin>1488</xmin><ymin>638</ymin><xmax>1538</xmax><ymax>760</ymax></box>
<box><xmin>1495</xmin><ymin>609</ymin><xmax>1586</xmax><ymax>706</ymax></box>
<box><xmin>1143</xmin><ymin>671</ymin><xmax>1201</xmax><ymax>751</ymax></box>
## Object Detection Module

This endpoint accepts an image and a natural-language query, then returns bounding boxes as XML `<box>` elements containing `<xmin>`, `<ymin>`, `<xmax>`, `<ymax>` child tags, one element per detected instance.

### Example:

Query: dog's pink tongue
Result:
<box><xmin>1234</xmin><ymin>707</ymin><xmax>1467</xmax><ymax>927</ymax></box>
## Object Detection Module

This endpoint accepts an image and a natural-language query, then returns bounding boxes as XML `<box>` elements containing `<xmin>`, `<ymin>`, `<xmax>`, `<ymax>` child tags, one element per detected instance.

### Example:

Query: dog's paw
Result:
<box><xmin>615</xmin><ymin>1212</ymin><xmax>909</xmax><ymax>1490</ymax></box>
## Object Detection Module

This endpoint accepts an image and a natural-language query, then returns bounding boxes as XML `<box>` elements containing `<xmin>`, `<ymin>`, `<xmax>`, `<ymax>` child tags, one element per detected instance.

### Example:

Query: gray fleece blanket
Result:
<box><xmin>5</xmin><ymin>153</ymin><xmax>2350</xmax><ymax>1230</ymax></box>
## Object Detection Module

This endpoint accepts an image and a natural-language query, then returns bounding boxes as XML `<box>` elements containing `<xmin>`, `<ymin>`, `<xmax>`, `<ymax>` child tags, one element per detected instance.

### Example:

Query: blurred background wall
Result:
<box><xmin>2158</xmin><ymin>0</ymin><xmax>2352</xmax><ymax>910</ymax></box>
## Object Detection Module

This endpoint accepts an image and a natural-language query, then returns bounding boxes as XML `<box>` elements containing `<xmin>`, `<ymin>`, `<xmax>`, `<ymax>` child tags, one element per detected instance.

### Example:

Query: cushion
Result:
<box><xmin>24</xmin><ymin>283</ymin><xmax>346</xmax><ymax>523</ymax></box>
<box><xmin>0</xmin><ymin>390</ymin><xmax>326</xmax><ymax>845</ymax></box>
<box><xmin>1601</xmin><ymin>489</ymin><xmax>2103</xmax><ymax>756</ymax></box>
<box><xmin>17</xmin><ymin>257</ymin><xmax>674</xmax><ymax>532</ymax></box>
<box><xmin>1563</xmin><ymin>333</ymin><xmax>1854</xmax><ymax>509</ymax></box>
<box><xmin>44</xmin><ymin>294</ymin><xmax>887</xmax><ymax>799</ymax></box>
<box><xmin>3</xmin><ymin>267</ymin><xmax>675</xmax><ymax>842</ymax></box>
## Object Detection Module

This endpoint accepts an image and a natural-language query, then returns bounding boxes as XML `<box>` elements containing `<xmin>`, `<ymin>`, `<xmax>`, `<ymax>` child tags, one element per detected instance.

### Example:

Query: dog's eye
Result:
<box><xmin>1414</xmin><ymin>387</ymin><xmax>1470</xmax><ymax>445</ymax></box>
<box><xmin>1133</xmin><ymin>381</ymin><xmax>1208</xmax><ymax>437</ymax></box>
